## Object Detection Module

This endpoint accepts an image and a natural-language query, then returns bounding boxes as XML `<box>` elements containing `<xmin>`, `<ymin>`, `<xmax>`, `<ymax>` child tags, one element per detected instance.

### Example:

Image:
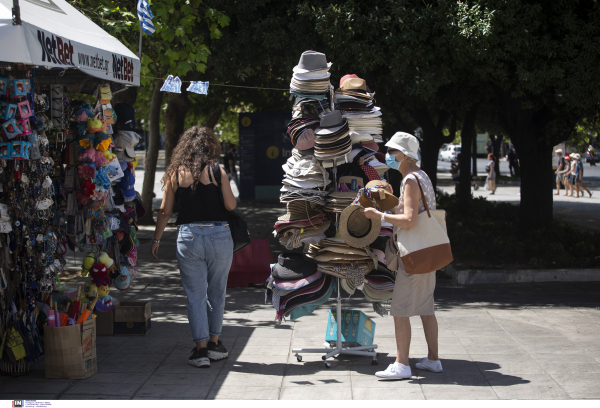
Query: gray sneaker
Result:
<box><xmin>189</xmin><ymin>347</ymin><xmax>210</xmax><ymax>368</ymax></box>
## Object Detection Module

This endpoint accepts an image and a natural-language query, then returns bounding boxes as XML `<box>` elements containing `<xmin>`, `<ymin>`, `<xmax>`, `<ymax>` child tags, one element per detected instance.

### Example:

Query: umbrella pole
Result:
<box><xmin>138</xmin><ymin>25</ymin><xmax>143</xmax><ymax>59</ymax></box>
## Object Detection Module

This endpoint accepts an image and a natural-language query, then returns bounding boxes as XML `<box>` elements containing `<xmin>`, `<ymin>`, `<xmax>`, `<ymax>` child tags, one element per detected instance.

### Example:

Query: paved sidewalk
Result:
<box><xmin>2</xmin><ymin>203</ymin><xmax>600</xmax><ymax>400</ymax></box>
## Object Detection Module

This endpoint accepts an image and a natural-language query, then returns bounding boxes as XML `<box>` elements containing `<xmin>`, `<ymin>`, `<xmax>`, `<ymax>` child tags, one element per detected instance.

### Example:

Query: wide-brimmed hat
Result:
<box><xmin>362</xmin><ymin>285</ymin><xmax>393</xmax><ymax>302</ymax></box>
<box><xmin>293</xmin><ymin>50</ymin><xmax>332</xmax><ymax>74</ymax></box>
<box><xmin>272</xmin><ymin>253</ymin><xmax>318</xmax><ymax>281</ymax></box>
<box><xmin>385</xmin><ymin>132</ymin><xmax>420</xmax><ymax>161</ymax></box>
<box><xmin>340</xmin><ymin>77</ymin><xmax>368</xmax><ymax>94</ymax></box>
<box><xmin>349</xmin><ymin>131</ymin><xmax>372</xmax><ymax>144</ymax></box>
<box><xmin>315</xmin><ymin>111</ymin><xmax>347</xmax><ymax>136</ymax></box>
<box><xmin>339</xmin><ymin>205</ymin><xmax>381</xmax><ymax>248</ymax></box>
<box><xmin>277</xmin><ymin>200</ymin><xmax>324</xmax><ymax>223</ymax></box>
<box><xmin>339</xmin><ymin>74</ymin><xmax>359</xmax><ymax>88</ymax></box>
<box><xmin>273</xmin><ymin>270</ymin><xmax>322</xmax><ymax>289</ymax></box>
<box><xmin>295</xmin><ymin>129</ymin><xmax>316</xmax><ymax>150</ymax></box>
<box><xmin>358</xmin><ymin>180</ymin><xmax>398</xmax><ymax>211</ymax></box>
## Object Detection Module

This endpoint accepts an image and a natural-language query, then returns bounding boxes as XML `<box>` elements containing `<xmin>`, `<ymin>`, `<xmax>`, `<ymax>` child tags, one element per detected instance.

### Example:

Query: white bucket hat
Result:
<box><xmin>385</xmin><ymin>132</ymin><xmax>420</xmax><ymax>161</ymax></box>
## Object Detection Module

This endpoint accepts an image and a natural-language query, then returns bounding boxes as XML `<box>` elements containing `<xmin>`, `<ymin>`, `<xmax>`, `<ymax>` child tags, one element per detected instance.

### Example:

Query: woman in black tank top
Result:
<box><xmin>151</xmin><ymin>126</ymin><xmax>237</xmax><ymax>368</ymax></box>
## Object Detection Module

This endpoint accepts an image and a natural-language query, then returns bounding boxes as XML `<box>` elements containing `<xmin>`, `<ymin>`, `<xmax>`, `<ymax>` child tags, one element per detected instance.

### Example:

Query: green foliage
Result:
<box><xmin>70</xmin><ymin>0</ymin><xmax>229</xmax><ymax>86</ymax></box>
<box><xmin>436</xmin><ymin>190</ymin><xmax>600</xmax><ymax>269</ymax></box>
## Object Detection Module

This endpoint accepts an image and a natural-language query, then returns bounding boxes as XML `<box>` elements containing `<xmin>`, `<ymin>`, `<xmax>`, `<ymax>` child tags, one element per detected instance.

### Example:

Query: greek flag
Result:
<box><xmin>137</xmin><ymin>0</ymin><xmax>155</xmax><ymax>35</ymax></box>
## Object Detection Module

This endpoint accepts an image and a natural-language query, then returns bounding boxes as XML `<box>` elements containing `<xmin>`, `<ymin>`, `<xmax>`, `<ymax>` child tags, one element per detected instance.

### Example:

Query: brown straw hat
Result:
<box><xmin>359</xmin><ymin>180</ymin><xmax>399</xmax><ymax>212</ymax></box>
<box><xmin>339</xmin><ymin>205</ymin><xmax>381</xmax><ymax>248</ymax></box>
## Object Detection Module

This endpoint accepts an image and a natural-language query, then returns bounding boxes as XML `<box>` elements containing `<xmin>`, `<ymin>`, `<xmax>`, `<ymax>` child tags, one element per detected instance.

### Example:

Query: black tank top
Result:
<box><xmin>175</xmin><ymin>165</ymin><xmax>228</xmax><ymax>225</ymax></box>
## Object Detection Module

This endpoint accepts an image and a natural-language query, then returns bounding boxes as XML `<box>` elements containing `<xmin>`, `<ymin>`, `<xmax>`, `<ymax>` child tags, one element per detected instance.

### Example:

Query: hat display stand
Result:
<box><xmin>291</xmin><ymin>161</ymin><xmax>379</xmax><ymax>367</ymax></box>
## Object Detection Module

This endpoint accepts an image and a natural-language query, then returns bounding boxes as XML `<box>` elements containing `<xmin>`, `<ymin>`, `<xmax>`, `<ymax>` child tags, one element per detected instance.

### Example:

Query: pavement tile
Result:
<box><xmin>462</xmin><ymin>344</ymin><xmax>527</xmax><ymax>355</ymax></box>
<box><xmin>59</xmin><ymin>394</ymin><xmax>131</xmax><ymax>400</ymax></box>
<box><xmin>134</xmin><ymin>383</ymin><xmax>212</xmax><ymax>398</ymax></box>
<box><xmin>547</xmin><ymin>372</ymin><xmax>600</xmax><ymax>386</ymax></box>
<box><xmin>97</xmin><ymin>361</ymin><xmax>162</xmax><ymax>373</ymax></box>
<box><xmin>488</xmin><ymin>373</ymin><xmax>568</xmax><ymax>399</ymax></box>
<box><xmin>537</xmin><ymin>362</ymin><xmax>600</xmax><ymax>374</ymax></box>
<box><xmin>77</xmin><ymin>373</ymin><xmax>151</xmax><ymax>384</ymax></box>
<box><xmin>0</xmin><ymin>380</ymin><xmax>72</xmax><ymax>394</ymax></box>
<box><xmin>145</xmin><ymin>372</ymin><xmax>221</xmax><ymax>386</ymax></box>
<box><xmin>561</xmin><ymin>385</ymin><xmax>600</xmax><ymax>399</ymax></box>
<box><xmin>283</xmin><ymin>375</ymin><xmax>350</xmax><ymax>387</ymax></box>
<box><xmin>408</xmin><ymin>344</ymin><xmax>470</xmax><ymax>355</ymax></box>
<box><xmin>101</xmin><ymin>353</ymin><xmax>167</xmax><ymax>364</ymax></box>
<box><xmin>475</xmin><ymin>361</ymin><xmax>545</xmax><ymax>379</ymax></box>
<box><xmin>350</xmin><ymin>373</ymin><xmax>419</xmax><ymax>387</ymax></box>
<box><xmin>222</xmin><ymin>355</ymin><xmax>288</xmax><ymax>376</ymax></box>
<box><xmin>65</xmin><ymin>382</ymin><xmax>140</xmax><ymax>397</ymax></box>
<box><xmin>284</xmin><ymin>362</ymin><xmax>352</xmax><ymax>376</ymax></box>
<box><xmin>280</xmin><ymin>386</ymin><xmax>352</xmax><ymax>399</ymax></box>
<box><xmin>352</xmin><ymin>387</ymin><xmax>425</xmax><ymax>399</ymax></box>
<box><xmin>214</xmin><ymin>373</ymin><xmax>283</xmax><ymax>387</ymax></box>
<box><xmin>458</xmin><ymin>336</ymin><xmax>517</xmax><ymax>346</ymax></box>
<box><xmin>421</xmin><ymin>385</ymin><xmax>498</xmax><ymax>400</ymax></box>
<box><xmin>207</xmin><ymin>386</ymin><xmax>281</xmax><ymax>400</ymax></box>
<box><xmin>230</xmin><ymin>345</ymin><xmax>290</xmax><ymax>356</ymax></box>
<box><xmin>0</xmin><ymin>394</ymin><xmax>58</xmax><ymax>400</ymax></box>
<box><xmin>418</xmin><ymin>373</ymin><xmax>489</xmax><ymax>386</ymax></box>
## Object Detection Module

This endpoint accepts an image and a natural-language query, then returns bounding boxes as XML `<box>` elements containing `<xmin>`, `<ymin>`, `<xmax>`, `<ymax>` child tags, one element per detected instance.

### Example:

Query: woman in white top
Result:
<box><xmin>362</xmin><ymin>132</ymin><xmax>442</xmax><ymax>380</ymax></box>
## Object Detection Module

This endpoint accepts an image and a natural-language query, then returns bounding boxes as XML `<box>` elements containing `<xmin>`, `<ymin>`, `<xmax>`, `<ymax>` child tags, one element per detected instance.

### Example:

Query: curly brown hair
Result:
<box><xmin>162</xmin><ymin>126</ymin><xmax>222</xmax><ymax>190</ymax></box>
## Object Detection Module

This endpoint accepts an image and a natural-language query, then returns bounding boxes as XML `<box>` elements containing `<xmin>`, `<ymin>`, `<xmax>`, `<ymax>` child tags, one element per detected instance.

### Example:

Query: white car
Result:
<box><xmin>439</xmin><ymin>145</ymin><xmax>461</xmax><ymax>162</ymax></box>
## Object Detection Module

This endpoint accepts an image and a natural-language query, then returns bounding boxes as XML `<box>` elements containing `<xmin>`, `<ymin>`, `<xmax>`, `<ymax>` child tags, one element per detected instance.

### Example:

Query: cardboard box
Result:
<box><xmin>95</xmin><ymin>311</ymin><xmax>114</xmax><ymax>336</ymax></box>
<box><xmin>325</xmin><ymin>309</ymin><xmax>376</xmax><ymax>347</ymax></box>
<box><xmin>44</xmin><ymin>318</ymin><xmax>97</xmax><ymax>379</ymax></box>
<box><xmin>114</xmin><ymin>302</ymin><xmax>151</xmax><ymax>335</ymax></box>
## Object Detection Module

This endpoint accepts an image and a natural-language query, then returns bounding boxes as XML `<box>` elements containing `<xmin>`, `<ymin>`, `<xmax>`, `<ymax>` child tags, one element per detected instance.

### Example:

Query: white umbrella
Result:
<box><xmin>0</xmin><ymin>0</ymin><xmax>140</xmax><ymax>86</ymax></box>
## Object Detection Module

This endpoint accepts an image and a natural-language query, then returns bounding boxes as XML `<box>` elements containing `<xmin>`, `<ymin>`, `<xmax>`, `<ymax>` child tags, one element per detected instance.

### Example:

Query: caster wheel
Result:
<box><xmin>324</xmin><ymin>362</ymin><xmax>331</xmax><ymax>368</ymax></box>
<box><xmin>296</xmin><ymin>356</ymin><xmax>302</xmax><ymax>362</ymax></box>
<box><xmin>321</xmin><ymin>355</ymin><xmax>327</xmax><ymax>361</ymax></box>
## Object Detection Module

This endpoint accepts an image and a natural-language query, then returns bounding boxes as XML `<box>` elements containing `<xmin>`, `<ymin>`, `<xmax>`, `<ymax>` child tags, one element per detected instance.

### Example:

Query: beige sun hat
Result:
<box><xmin>385</xmin><ymin>132</ymin><xmax>420</xmax><ymax>161</ymax></box>
<box><xmin>339</xmin><ymin>205</ymin><xmax>381</xmax><ymax>248</ymax></box>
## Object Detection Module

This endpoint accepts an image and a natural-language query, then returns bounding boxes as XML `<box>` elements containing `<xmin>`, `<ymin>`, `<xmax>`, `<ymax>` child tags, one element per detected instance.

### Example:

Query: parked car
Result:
<box><xmin>439</xmin><ymin>145</ymin><xmax>461</xmax><ymax>162</ymax></box>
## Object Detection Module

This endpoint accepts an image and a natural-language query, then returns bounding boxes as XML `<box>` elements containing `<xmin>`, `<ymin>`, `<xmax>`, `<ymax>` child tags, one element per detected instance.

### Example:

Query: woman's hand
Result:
<box><xmin>151</xmin><ymin>242</ymin><xmax>160</xmax><ymax>259</ymax></box>
<box><xmin>360</xmin><ymin>207</ymin><xmax>381</xmax><ymax>220</ymax></box>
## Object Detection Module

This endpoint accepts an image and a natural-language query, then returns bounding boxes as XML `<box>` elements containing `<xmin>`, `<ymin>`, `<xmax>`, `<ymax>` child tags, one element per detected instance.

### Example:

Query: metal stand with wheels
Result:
<box><xmin>292</xmin><ymin>277</ymin><xmax>379</xmax><ymax>368</ymax></box>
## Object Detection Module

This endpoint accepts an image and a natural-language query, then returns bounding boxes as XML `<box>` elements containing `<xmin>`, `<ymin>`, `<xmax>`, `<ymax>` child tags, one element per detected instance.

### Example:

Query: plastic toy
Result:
<box><xmin>17</xmin><ymin>119</ymin><xmax>32</xmax><ymax>135</ymax></box>
<box><xmin>10</xmin><ymin>141</ymin><xmax>30</xmax><ymax>160</ymax></box>
<box><xmin>83</xmin><ymin>282</ymin><xmax>99</xmax><ymax>299</ymax></box>
<box><xmin>17</xmin><ymin>101</ymin><xmax>32</xmax><ymax>118</ymax></box>
<box><xmin>10</xmin><ymin>79</ymin><xmax>27</xmax><ymax>96</ymax></box>
<box><xmin>0</xmin><ymin>142</ymin><xmax>11</xmax><ymax>159</ymax></box>
<box><xmin>3</xmin><ymin>119</ymin><xmax>22</xmax><ymax>139</ymax></box>
<box><xmin>0</xmin><ymin>78</ymin><xmax>7</xmax><ymax>96</ymax></box>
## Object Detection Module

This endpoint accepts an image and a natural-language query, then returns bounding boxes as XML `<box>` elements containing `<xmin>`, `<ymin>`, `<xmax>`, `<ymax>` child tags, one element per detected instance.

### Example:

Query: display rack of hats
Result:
<box><xmin>0</xmin><ymin>67</ymin><xmax>70</xmax><ymax>374</ymax></box>
<box><xmin>266</xmin><ymin>51</ymin><xmax>403</xmax><ymax>365</ymax></box>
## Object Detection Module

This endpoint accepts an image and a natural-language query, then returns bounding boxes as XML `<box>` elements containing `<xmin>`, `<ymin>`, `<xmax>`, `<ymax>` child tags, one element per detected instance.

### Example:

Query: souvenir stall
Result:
<box><xmin>0</xmin><ymin>0</ymin><xmax>141</xmax><ymax>375</ymax></box>
<box><xmin>266</xmin><ymin>51</ymin><xmax>399</xmax><ymax>366</ymax></box>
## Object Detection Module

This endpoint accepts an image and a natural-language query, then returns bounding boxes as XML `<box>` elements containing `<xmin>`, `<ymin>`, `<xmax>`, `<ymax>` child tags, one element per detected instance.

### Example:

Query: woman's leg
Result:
<box><xmin>421</xmin><ymin>315</ymin><xmax>440</xmax><ymax>361</ymax></box>
<box><xmin>577</xmin><ymin>181</ymin><xmax>592</xmax><ymax>196</ymax></box>
<box><xmin>204</xmin><ymin>228</ymin><xmax>234</xmax><ymax>342</ymax></box>
<box><xmin>393</xmin><ymin>316</ymin><xmax>411</xmax><ymax>366</ymax></box>
<box><xmin>176</xmin><ymin>230</ymin><xmax>210</xmax><ymax>349</ymax></box>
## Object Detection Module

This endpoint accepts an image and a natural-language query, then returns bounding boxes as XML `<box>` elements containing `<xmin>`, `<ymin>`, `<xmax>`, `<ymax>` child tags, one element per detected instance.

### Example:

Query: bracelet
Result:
<box><xmin>380</xmin><ymin>212</ymin><xmax>386</xmax><ymax>222</ymax></box>
<box><xmin>153</xmin><ymin>239</ymin><xmax>160</xmax><ymax>244</ymax></box>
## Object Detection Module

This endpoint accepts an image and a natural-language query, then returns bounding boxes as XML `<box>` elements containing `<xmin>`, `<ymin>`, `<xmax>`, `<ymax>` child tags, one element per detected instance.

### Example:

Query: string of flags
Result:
<box><xmin>159</xmin><ymin>75</ymin><xmax>209</xmax><ymax>95</ymax></box>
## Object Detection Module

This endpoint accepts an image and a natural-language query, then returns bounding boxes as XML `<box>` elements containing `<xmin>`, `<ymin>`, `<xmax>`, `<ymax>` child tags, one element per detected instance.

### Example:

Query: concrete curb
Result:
<box><xmin>443</xmin><ymin>264</ymin><xmax>600</xmax><ymax>285</ymax></box>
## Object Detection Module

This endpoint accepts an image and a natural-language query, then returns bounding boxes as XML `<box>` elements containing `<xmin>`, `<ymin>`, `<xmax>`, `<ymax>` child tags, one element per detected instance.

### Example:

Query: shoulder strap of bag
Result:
<box><xmin>411</xmin><ymin>176</ymin><xmax>431</xmax><ymax>218</ymax></box>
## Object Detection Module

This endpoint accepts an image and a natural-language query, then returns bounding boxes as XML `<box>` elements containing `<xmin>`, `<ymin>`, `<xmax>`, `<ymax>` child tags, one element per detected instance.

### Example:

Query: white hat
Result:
<box><xmin>385</xmin><ymin>132</ymin><xmax>420</xmax><ymax>161</ymax></box>
<box><xmin>570</xmin><ymin>153</ymin><xmax>580</xmax><ymax>160</ymax></box>
<box><xmin>555</xmin><ymin>149</ymin><xmax>563</xmax><ymax>154</ymax></box>
<box><xmin>349</xmin><ymin>131</ymin><xmax>372</xmax><ymax>144</ymax></box>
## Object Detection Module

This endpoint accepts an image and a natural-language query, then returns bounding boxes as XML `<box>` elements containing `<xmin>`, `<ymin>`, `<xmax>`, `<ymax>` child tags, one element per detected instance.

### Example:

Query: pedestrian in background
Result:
<box><xmin>589</xmin><ymin>145</ymin><xmax>597</xmax><ymax>167</ymax></box>
<box><xmin>508</xmin><ymin>148</ymin><xmax>519</xmax><ymax>177</ymax></box>
<box><xmin>558</xmin><ymin>156</ymin><xmax>573</xmax><ymax>196</ymax></box>
<box><xmin>224</xmin><ymin>144</ymin><xmax>239</xmax><ymax>187</ymax></box>
<box><xmin>555</xmin><ymin>148</ymin><xmax>566</xmax><ymax>195</ymax></box>
<box><xmin>572</xmin><ymin>153</ymin><xmax>592</xmax><ymax>198</ymax></box>
<box><xmin>151</xmin><ymin>126</ymin><xmax>236</xmax><ymax>368</ymax></box>
<box><xmin>485</xmin><ymin>153</ymin><xmax>497</xmax><ymax>195</ymax></box>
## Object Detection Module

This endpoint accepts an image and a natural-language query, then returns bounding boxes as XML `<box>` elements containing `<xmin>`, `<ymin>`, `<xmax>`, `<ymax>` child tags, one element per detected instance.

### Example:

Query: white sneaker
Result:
<box><xmin>375</xmin><ymin>362</ymin><xmax>412</xmax><ymax>379</ymax></box>
<box><xmin>416</xmin><ymin>357</ymin><xmax>443</xmax><ymax>372</ymax></box>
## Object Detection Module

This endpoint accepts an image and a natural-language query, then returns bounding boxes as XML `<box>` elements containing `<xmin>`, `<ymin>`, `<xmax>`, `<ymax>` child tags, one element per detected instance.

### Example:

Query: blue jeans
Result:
<box><xmin>176</xmin><ymin>223</ymin><xmax>234</xmax><ymax>343</ymax></box>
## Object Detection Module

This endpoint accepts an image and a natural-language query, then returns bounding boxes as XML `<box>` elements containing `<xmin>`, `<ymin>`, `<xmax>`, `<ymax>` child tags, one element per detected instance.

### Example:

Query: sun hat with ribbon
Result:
<box><xmin>339</xmin><ymin>204</ymin><xmax>381</xmax><ymax>248</ymax></box>
<box><xmin>355</xmin><ymin>180</ymin><xmax>398</xmax><ymax>211</ymax></box>
<box><xmin>271</xmin><ymin>252</ymin><xmax>318</xmax><ymax>280</ymax></box>
<box><xmin>385</xmin><ymin>132</ymin><xmax>420</xmax><ymax>161</ymax></box>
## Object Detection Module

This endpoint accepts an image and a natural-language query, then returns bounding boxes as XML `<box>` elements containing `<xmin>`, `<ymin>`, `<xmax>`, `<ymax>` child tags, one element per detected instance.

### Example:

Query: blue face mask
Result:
<box><xmin>386</xmin><ymin>152</ymin><xmax>402</xmax><ymax>170</ymax></box>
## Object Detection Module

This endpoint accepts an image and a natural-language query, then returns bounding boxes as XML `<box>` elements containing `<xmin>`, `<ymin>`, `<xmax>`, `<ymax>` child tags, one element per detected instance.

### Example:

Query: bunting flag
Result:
<box><xmin>137</xmin><ymin>0</ymin><xmax>155</xmax><ymax>36</ymax></box>
<box><xmin>187</xmin><ymin>81</ymin><xmax>209</xmax><ymax>95</ymax></box>
<box><xmin>160</xmin><ymin>75</ymin><xmax>182</xmax><ymax>93</ymax></box>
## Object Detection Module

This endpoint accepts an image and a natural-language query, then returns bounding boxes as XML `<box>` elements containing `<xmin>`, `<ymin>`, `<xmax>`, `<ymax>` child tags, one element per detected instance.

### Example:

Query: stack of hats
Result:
<box><xmin>290</xmin><ymin>50</ymin><xmax>332</xmax><ymax>100</ymax></box>
<box><xmin>266</xmin><ymin>253</ymin><xmax>334</xmax><ymax>322</ymax></box>
<box><xmin>314</xmin><ymin>111</ymin><xmax>351</xmax><ymax>161</ymax></box>
<box><xmin>274</xmin><ymin>201</ymin><xmax>330</xmax><ymax>250</ymax></box>
<box><xmin>325</xmin><ymin>176</ymin><xmax>364</xmax><ymax>213</ymax></box>
<box><xmin>282</xmin><ymin>154</ymin><xmax>330</xmax><ymax>190</ymax></box>
<box><xmin>341</xmin><ymin>249</ymin><xmax>397</xmax><ymax>301</ymax></box>
<box><xmin>334</xmin><ymin>76</ymin><xmax>375</xmax><ymax>111</ymax></box>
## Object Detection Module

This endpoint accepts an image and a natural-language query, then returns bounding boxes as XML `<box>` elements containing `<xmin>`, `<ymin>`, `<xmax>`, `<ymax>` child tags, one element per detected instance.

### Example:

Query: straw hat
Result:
<box><xmin>358</xmin><ymin>180</ymin><xmax>399</xmax><ymax>211</ymax></box>
<box><xmin>339</xmin><ymin>205</ymin><xmax>381</xmax><ymax>248</ymax></box>
<box><xmin>362</xmin><ymin>285</ymin><xmax>393</xmax><ymax>302</ymax></box>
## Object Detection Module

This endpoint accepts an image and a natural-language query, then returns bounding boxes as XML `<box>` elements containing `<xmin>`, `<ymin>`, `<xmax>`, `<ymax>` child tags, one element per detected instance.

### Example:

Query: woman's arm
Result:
<box><xmin>151</xmin><ymin>176</ymin><xmax>176</xmax><ymax>259</ymax></box>
<box><xmin>489</xmin><ymin>162</ymin><xmax>494</xmax><ymax>178</ymax></box>
<box><xmin>362</xmin><ymin>179</ymin><xmax>421</xmax><ymax>230</ymax></box>
<box><xmin>218</xmin><ymin>166</ymin><xmax>237</xmax><ymax>211</ymax></box>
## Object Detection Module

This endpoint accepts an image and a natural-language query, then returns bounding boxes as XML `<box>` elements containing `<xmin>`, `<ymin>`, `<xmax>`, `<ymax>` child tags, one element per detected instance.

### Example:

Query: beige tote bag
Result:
<box><xmin>396</xmin><ymin>177</ymin><xmax>453</xmax><ymax>274</ymax></box>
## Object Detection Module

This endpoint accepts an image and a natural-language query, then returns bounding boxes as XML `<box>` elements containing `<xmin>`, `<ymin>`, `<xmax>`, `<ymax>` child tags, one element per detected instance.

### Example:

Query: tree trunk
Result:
<box><xmin>458</xmin><ymin>106</ymin><xmax>478</xmax><ymax>214</ymax></box>
<box><xmin>515</xmin><ymin>143</ymin><xmax>554</xmax><ymax>231</ymax></box>
<box><xmin>138</xmin><ymin>80</ymin><xmax>163</xmax><ymax>226</ymax></box>
<box><xmin>472</xmin><ymin>132</ymin><xmax>478</xmax><ymax>177</ymax></box>
<box><xmin>202</xmin><ymin>109</ymin><xmax>223</xmax><ymax>129</ymax></box>
<box><xmin>164</xmin><ymin>91</ymin><xmax>190</xmax><ymax>169</ymax></box>
<box><xmin>420</xmin><ymin>137</ymin><xmax>443</xmax><ymax>190</ymax></box>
